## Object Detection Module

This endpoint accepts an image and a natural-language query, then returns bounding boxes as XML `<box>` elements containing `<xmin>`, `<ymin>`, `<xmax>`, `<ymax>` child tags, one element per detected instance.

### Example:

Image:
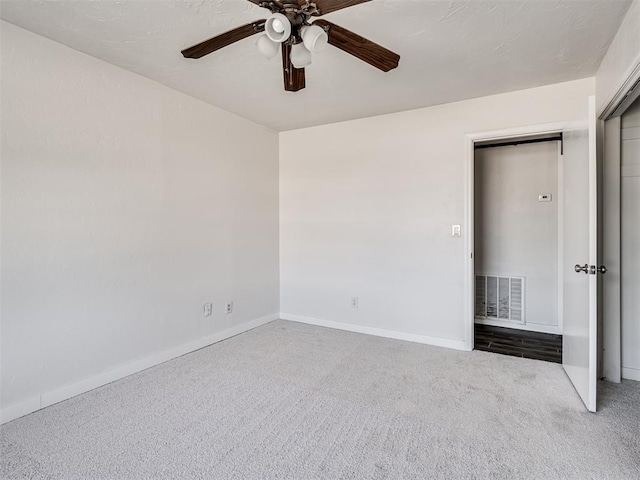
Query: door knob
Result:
<box><xmin>597</xmin><ymin>265</ymin><xmax>607</xmax><ymax>274</ymax></box>
<box><xmin>574</xmin><ymin>264</ymin><xmax>589</xmax><ymax>274</ymax></box>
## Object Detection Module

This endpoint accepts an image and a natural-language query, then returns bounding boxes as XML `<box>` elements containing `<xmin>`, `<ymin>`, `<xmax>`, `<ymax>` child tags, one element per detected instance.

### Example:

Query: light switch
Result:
<box><xmin>452</xmin><ymin>225</ymin><xmax>461</xmax><ymax>237</ymax></box>
<box><xmin>538</xmin><ymin>194</ymin><xmax>552</xmax><ymax>202</ymax></box>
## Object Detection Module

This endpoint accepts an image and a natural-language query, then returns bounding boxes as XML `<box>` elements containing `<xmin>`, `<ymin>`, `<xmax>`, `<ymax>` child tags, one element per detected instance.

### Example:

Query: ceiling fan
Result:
<box><xmin>181</xmin><ymin>0</ymin><xmax>400</xmax><ymax>92</ymax></box>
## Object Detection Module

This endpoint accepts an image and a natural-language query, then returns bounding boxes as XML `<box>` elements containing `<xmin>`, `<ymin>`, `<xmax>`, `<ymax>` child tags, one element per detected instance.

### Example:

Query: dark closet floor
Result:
<box><xmin>474</xmin><ymin>324</ymin><xmax>562</xmax><ymax>363</ymax></box>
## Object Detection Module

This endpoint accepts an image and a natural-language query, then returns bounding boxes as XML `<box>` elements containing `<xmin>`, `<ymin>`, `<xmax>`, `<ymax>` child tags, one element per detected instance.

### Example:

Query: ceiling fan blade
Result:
<box><xmin>281</xmin><ymin>43</ymin><xmax>306</xmax><ymax>92</ymax></box>
<box><xmin>310</xmin><ymin>0</ymin><xmax>371</xmax><ymax>16</ymax></box>
<box><xmin>313</xmin><ymin>19</ymin><xmax>399</xmax><ymax>72</ymax></box>
<box><xmin>181</xmin><ymin>20</ymin><xmax>266</xmax><ymax>59</ymax></box>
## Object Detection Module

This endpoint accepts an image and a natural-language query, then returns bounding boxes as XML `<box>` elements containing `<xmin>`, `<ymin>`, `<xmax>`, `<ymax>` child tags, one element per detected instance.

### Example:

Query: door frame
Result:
<box><xmin>599</xmin><ymin>58</ymin><xmax>640</xmax><ymax>382</ymax></box>
<box><xmin>602</xmin><ymin>117</ymin><xmax>621</xmax><ymax>382</ymax></box>
<box><xmin>463</xmin><ymin>122</ymin><xmax>568</xmax><ymax>351</ymax></box>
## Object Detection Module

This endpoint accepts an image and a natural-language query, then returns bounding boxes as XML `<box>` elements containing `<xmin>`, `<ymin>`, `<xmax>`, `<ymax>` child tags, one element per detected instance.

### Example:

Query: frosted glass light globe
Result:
<box><xmin>265</xmin><ymin>13</ymin><xmax>291</xmax><ymax>43</ymax></box>
<box><xmin>290</xmin><ymin>43</ymin><xmax>312</xmax><ymax>68</ymax></box>
<box><xmin>256</xmin><ymin>34</ymin><xmax>279</xmax><ymax>60</ymax></box>
<box><xmin>301</xmin><ymin>25</ymin><xmax>328</xmax><ymax>53</ymax></box>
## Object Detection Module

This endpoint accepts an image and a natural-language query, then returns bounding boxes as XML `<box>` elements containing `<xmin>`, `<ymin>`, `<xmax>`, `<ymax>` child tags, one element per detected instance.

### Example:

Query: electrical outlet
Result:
<box><xmin>452</xmin><ymin>225</ymin><xmax>461</xmax><ymax>237</ymax></box>
<box><xmin>351</xmin><ymin>297</ymin><xmax>358</xmax><ymax>309</ymax></box>
<box><xmin>225</xmin><ymin>301</ymin><xmax>233</xmax><ymax>315</ymax></box>
<box><xmin>203</xmin><ymin>303</ymin><xmax>212</xmax><ymax>317</ymax></box>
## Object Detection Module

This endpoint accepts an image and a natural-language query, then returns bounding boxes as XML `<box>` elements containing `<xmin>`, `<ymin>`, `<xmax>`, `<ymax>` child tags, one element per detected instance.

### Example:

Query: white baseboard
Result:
<box><xmin>475</xmin><ymin>318</ymin><xmax>561</xmax><ymax>335</ymax></box>
<box><xmin>622</xmin><ymin>367</ymin><xmax>640</xmax><ymax>382</ymax></box>
<box><xmin>281</xmin><ymin>313</ymin><xmax>470</xmax><ymax>351</ymax></box>
<box><xmin>0</xmin><ymin>313</ymin><xmax>279</xmax><ymax>425</ymax></box>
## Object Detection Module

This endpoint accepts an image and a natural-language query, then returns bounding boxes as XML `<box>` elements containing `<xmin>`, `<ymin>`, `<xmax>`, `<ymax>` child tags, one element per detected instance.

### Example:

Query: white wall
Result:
<box><xmin>0</xmin><ymin>21</ymin><xmax>280</xmax><ymax>422</ymax></box>
<box><xmin>474</xmin><ymin>142</ymin><xmax>559</xmax><ymax>330</ymax></box>
<box><xmin>280</xmin><ymin>78</ymin><xmax>594</xmax><ymax>347</ymax></box>
<box><xmin>621</xmin><ymin>97</ymin><xmax>640</xmax><ymax>381</ymax></box>
<box><xmin>596</xmin><ymin>0</ymin><xmax>640</xmax><ymax>116</ymax></box>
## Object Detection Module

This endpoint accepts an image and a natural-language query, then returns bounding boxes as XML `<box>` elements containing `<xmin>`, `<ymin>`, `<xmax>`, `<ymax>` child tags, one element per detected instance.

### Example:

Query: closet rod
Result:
<box><xmin>475</xmin><ymin>133</ymin><xmax>563</xmax><ymax>154</ymax></box>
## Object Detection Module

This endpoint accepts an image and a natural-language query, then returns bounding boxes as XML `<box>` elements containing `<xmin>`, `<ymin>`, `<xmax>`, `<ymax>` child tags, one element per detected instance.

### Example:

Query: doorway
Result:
<box><xmin>472</xmin><ymin>136</ymin><xmax>563</xmax><ymax>362</ymax></box>
<box><xmin>620</xmin><ymin>96</ymin><xmax>640</xmax><ymax>381</ymax></box>
<box><xmin>464</xmin><ymin>107</ymin><xmax>598</xmax><ymax>412</ymax></box>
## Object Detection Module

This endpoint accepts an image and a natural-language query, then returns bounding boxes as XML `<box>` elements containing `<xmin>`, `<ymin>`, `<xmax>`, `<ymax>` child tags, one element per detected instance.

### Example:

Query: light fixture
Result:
<box><xmin>300</xmin><ymin>24</ymin><xmax>328</xmax><ymax>53</ymax></box>
<box><xmin>290</xmin><ymin>43</ymin><xmax>312</xmax><ymax>68</ymax></box>
<box><xmin>183</xmin><ymin>0</ymin><xmax>401</xmax><ymax>93</ymax></box>
<box><xmin>256</xmin><ymin>34</ymin><xmax>279</xmax><ymax>59</ymax></box>
<box><xmin>265</xmin><ymin>13</ymin><xmax>292</xmax><ymax>43</ymax></box>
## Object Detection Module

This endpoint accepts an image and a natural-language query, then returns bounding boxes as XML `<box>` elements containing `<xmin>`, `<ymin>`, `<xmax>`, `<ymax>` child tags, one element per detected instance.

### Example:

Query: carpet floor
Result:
<box><xmin>1</xmin><ymin>320</ymin><xmax>639</xmax><ymax>479</ymax></box>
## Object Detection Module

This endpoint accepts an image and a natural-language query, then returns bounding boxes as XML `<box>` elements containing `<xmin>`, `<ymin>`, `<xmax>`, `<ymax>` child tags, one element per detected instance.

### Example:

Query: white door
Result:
<box><xmin>562</xmin><ymin>96</ymin><xmax>598</xmax><ymax>412</ymax></box>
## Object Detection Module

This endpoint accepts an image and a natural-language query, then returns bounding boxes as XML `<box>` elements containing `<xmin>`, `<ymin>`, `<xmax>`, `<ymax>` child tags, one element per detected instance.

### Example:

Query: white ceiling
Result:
<box><xmin>0</xmin><ymin>0</ymin><xmax>631</xmax><ymax>131</ymax></box>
